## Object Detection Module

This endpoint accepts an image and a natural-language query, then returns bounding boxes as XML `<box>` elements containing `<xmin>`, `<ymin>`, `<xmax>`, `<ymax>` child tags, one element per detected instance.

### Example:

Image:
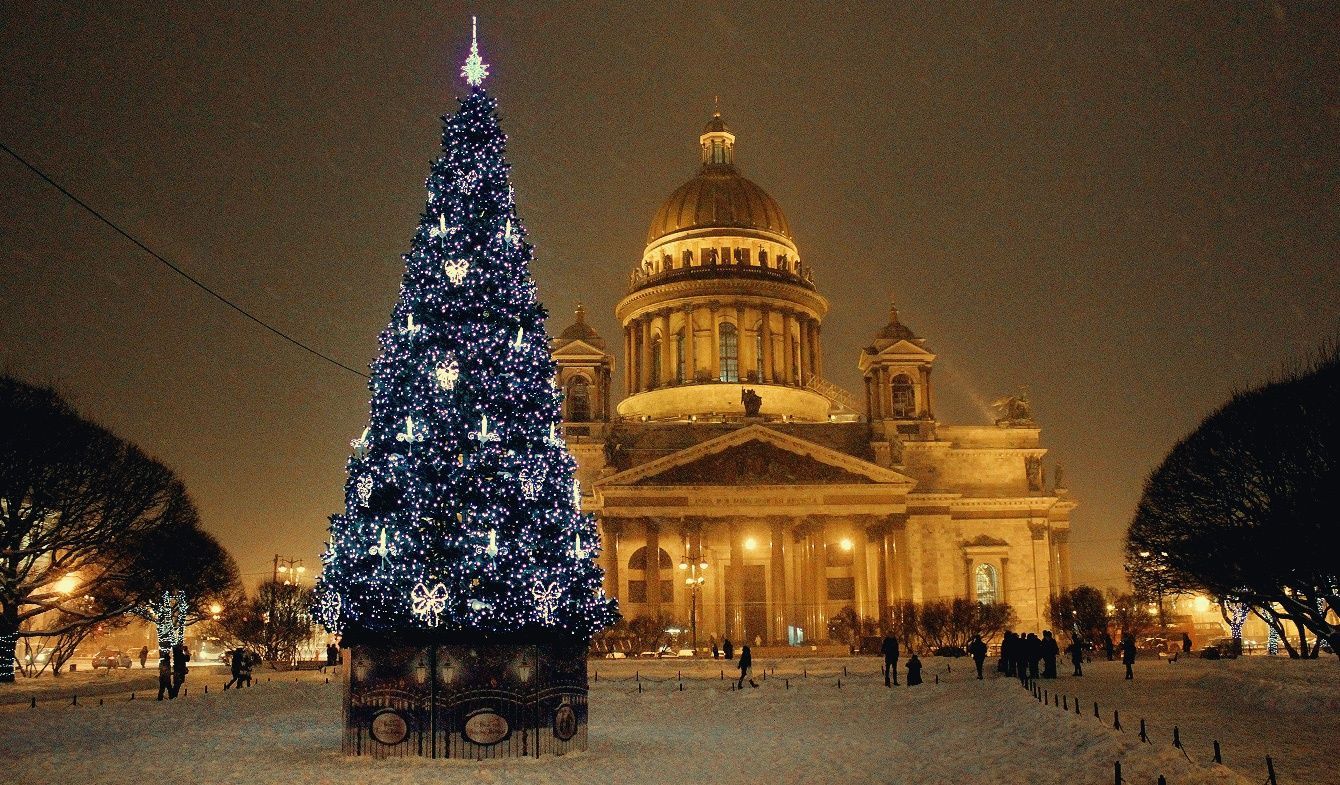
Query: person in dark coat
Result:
<box><xmin>1121</xmin><ymin>633</ymin><xmax>1137</xmax><ymax>679</ymax></box>
<box><xmin>1181</xmin><ymin>632</ymin><xmax>1193</xmax><ymax>655</ymax></box>
<box><xmin>967</xmin><ymin>634</ymin><xmax>989</xmax><ymax>679</ymax></box>
<box><xmin>138</xmin><ymin>645</ymin><xmax>149</xmax><ymax>669</ymax></box>
<box><xmin>881</xmin><ymin>634</ymin><xmax>900</xmax><ymax>687</ymax></box>
<box><xmin>168</xmin><ymin>643</ymin><xmax>190</xmax><ymax>698</ymax></box>
<box><xmin>905</xmin><ymin>653</ymin><xmax>923</xmax><ymax>686</ymax></box>
<box><xmin>156</xmin><ymin>657</ymin><xmax>172</xmax><ymax>701</ymax></box>
<box><xmin>224</xmin><ymin>648</ymin><xmax>247</xmax><ymax>690</ymax></box>
<box><xmin>722</xmin><ymin>638</ymin><xmax>734</xmax><ymax>662</ymax></box>
<box><xmin>1066</xmin><ymin>638</ymin><xmax>1085</xmax><ymax>676</ymax></box>
<box><xmin>710</xmin><ymin>636</ymin><xmax>719</xmax><ymax>660</ymax></box>
<box><xmin>1103</xmin><ymin>632</ymin><xmax>1116</xmax><ymax>661</ymax></box>
<box><xmin>997</xmin><ymin>631</ymin><xmax>1013</xmax><ymax>675</ymax></box>
<box><xmin>736</xmin><ymin>645</ymin><xmax>758</xmax><ymax>689</ymax></box>
<box><xmin>325</xmin><ymin>643</ymin><xmax>339</xmax><ymax>669</ymax></box>
<box><xmin>1025</xmin><ymin>633</ymin><xmax>1042</xmax><ymax>679</ymax></box>
<box><xmin>1041</xmin><ymin>630</ymin><xmax>1060</xmax><ymax>678</ymax></box>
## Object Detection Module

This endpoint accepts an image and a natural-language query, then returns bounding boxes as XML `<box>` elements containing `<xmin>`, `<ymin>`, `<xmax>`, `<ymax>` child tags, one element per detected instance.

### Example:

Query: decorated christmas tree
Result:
<box><xmin>315</xmin><ymin>23</ymin><xmax>616</xmax><ymax>650</ymax></box>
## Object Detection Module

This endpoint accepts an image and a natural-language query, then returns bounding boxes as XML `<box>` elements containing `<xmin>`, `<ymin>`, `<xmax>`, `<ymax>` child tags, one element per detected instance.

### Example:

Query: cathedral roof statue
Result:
<box><xmin>646</xmin><ymin>112</ymin><xmax>793</xmax><ymax>245</ymax></box>
<box><xmin>554</xmin><ymin>304</ymin><xmax>606</xmax><ymax>351</ymax></box>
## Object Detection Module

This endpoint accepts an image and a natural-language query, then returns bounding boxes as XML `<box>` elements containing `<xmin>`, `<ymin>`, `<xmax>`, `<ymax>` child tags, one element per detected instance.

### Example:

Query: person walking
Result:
<box><xmin>1121</xmin><ymin>633</ymin><xmax>1137</xmax><ymax>680</ymax></box>
<box><xmin>1181</xmin><ymin>632</ymin><xmax>1193</xmax><ymax>655</ymax></box>
<box><xmin>722</xmin><ymin>638</ymin><xmax>734</xmax><ymax>662</ymax></box>
<box><xmin>224</xmin><ymin>648</ymin><xmax>246</xmax><ymax>690</ymax></box>
<box><xmin>325</xmin><ymin>642</ymin><xmax>339</xmax><ymax>671</ymax></box>
<box><xmin>169</xmin><ymin>642</ymin><xmax>190</xmax><ymax>698</ymax></box>
<box><xmin>709</xmin><ymin>636</ymin><xmax>719</xmax><ymax>660</ymax></box>
<box><xmin>736</xmin><ymin>645</ymin><xmax>758</xmax><ymax>689</ymax></box>
<box><xmin>1066</xmin><ymin>638</ymin><xmax>1085</xmax><ymax>676</ymax></box>
<box><xmin>156</xmin><ymin>656</ymin><xmax>172</xmax><ymax>701</ymax></box>
<box><xmin>1041</xmin><ymin>630</ymin><xmax>1060</xmax><ymax>678</ymax></box>
<box><xmin>967</xmin><ymin>634</ymin><xmax>988</xmax><ymax>679</ymax></box>
<box><xmin>138</xmin><ymin>645</ymin><xmax>149</xmax><ymax>669</ymax></box>
<box><xmin>1103</xmin><ymin>632</ymin><xmax>1116</xmax><ymax>661</ymax></box>
<box><xmin>881</xmin><ymin>634</ymin><xmax>900</xmax><ymax>687</ymax></box>
<box><xmin>905</xmin><ymin>653</ymin><xmax>923</xmax><ymax>686</ymax></box>
<box><xmin>1001</xmin><ymin>631</ymin><xmax>1017</xmax><ymax>677</ymax></box>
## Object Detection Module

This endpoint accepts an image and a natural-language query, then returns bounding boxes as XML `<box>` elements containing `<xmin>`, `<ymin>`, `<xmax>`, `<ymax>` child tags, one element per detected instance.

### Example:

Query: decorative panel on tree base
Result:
<box><xmin>344</xmin><ymin>641</ymin><xmax>588</xmax><ymax>759</ymax></box>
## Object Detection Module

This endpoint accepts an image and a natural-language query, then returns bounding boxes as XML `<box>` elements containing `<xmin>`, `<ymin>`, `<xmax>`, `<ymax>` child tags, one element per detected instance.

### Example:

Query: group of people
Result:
<box><xmin>879</xmin><ymin>635</ymin><xmax>927</xmax><ymax>686</ymax></box>
<box><xmin>997</xmin><ymin>630</ymin><xmax>1143</xmax><ymax>682</ymax></box>
<box><xmin>223</xmin><ymin>647</ymin><xmax>258</xmax><ymax>689</ymax></box>
<box><xmin>156</xmin><ymin>642</ymin><xmax>192</xmax><ymax>700</ymax></box>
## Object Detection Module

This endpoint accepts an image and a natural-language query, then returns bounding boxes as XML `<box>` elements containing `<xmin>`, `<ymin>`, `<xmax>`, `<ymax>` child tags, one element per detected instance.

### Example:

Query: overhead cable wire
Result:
<box><xmin>0</xmin><ymin>139</ymin><xmax>369</xmax><ymax>379</ymax></box>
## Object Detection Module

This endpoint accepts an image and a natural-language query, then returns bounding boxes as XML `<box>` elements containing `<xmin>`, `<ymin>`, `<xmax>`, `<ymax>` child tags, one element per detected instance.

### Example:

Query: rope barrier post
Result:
<box><xmin>72</xmin><ymin>694</ymin><xmax>77</xmax><ymax>706</ymax></box>
<box><xmin>636</xmin><ymin>670</ymin><xmax>639</xmax><ymax>682</ymax></box>
<box><xmin>1074</xmin><ymin>697</ymin><xmax>1080</xmax><ymax>715</ymax></box>
<box><xmin>131</xmin><ymin>692</ymin><xmax>135</xmax><ymax>701</ymax></box>
<box><xmin>785</xmin><ymin>678</ymin><xmax>789</xmax><ymax>690</ymax></box>
<box><xmin>1266</xmin><ymin>756</ymin><xmax>1276</xmax><ymax>785</ymax></box>
<box><xmin>637</xmin><ymin>681</ymin><xmax>642</xmax><ymax>694</ymax></box>
<box><xmin>843</xmin><ymin>665</ymin><xmax>848</xmax><ymax>677</ymax></box>
<box><xmin>98</xmin><ymin>698</ymin><xmax>103</xmax><ymax>706</ymax></box>
<box><xmin>837</xmin><ymin>677</ymin><xmax>842</xmax><ymax>689</ymax></box>
<box><xmin>935</xmin><ymin>674</ymin><xmax>939</xmax><ymax>684</ymax></box>
<box><xmin>1094</xmin><ymin>701</ymin><xmax>1099</xmax><ymax>718</ymax></box>
<box><xmin>1173</xmin><ymin>725</ymin><xmax>1181</xmax><ymax>749</ymax></box>
<box><xmin>1212</xmin><ymin>740</ymin><xmax>1221</xmax><ymax>764</ymax></box>
<box><xmin>678</xmin><ymin>681</ymin><xmax>683</xmax><ymax>692</ymax></box>
<box><xmin>1063</xmin><ymin>695</ymin><xmax>1068</xmax><ymax>710</ymax></box>
<box><xmin>1114</xmin><ymin>761</ymin><xmax>1121</xmax><ymax>785</ymax></box>
<box><xmin>1113</xmin><ymin>710</ymin><xmax>1121</xmax><ymax>731</ymax></box>
<box><xmin>204</xmin><ymin>684</ymin><xmax>208</xmax><ymax>694</ymax></box>
<box><xmin>30</xmin><ymin>697</ymin><xmax>36</xmax><ymax>708</ymax></box>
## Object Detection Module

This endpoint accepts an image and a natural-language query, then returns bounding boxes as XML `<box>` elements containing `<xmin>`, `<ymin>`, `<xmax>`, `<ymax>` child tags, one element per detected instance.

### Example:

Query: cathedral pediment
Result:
<box><xmin>596</xmin><ymin>424</ymin><xmax>915</xmax><ymax>489</ymax></box>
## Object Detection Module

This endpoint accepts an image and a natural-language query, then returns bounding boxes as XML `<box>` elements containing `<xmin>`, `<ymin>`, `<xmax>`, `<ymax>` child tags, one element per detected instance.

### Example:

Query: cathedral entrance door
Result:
<box><xmin>726</xmin><ymin>564</ymin><xmax>768</xmax><ymax>645</ymax></box>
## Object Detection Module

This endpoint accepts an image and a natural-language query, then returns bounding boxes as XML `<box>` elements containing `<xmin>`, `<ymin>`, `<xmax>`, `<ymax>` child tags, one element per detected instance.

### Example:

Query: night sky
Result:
<box><xmin>2</xmin><ymin>3</ymin><xmax>1336</xmax><ymax>590</ymax></box>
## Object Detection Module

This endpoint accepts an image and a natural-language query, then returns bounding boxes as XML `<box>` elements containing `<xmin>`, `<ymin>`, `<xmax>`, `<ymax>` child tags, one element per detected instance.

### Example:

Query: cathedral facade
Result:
<box><xmin>552</xmin><ymin>114</ymin><xmax>1075</xmax><ymax>646</ymax></box>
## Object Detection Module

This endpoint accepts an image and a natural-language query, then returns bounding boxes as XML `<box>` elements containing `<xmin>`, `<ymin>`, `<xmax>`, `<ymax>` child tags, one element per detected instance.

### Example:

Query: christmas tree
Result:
<box><xmin>316</xmin><ymin>25</ymin><xmax>616</xmax><ymax>648</ymax></box>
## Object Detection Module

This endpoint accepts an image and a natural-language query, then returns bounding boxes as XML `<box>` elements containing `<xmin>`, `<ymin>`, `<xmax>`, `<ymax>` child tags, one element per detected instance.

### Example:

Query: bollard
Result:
<box><xmin>1094</xmin><ymin>701</ymin><xmax>1099</xmax><ymax>718</ymax></box>
<box><xmin>636</xmin><ymin>670</ymin><xmax>639</xmax><ymax>682</ymax></box>
<box><xmin>1114</xmin><ymin>762</ymin><xmax>1121</xmax><ymax>785</ymax></box>
<box><xmin>637</xmin><ymin>681</ymin><xmax>642</xmax><ymax>694</ymax></box>
<box><xmin>204</xmin><ymin>684</ymin><xmax>208</xmax><ymax>694</ymax></box>
<box><xmin>678</xmin><ymin>670</ymin><xmax>681</xmax><ymax>680</ymax></box>
<box><xmin>1213</xmin><ymin>740</ymin><xmax>1222</xmax><ymax>764</ymax></box>
<box><xmin>98</xmin><ymin>698</ymin><xmax>103</xmax><ymax>706</ymax></box>
<box><xmin>1063</xmin><ymin>695</ymin><xmax>1068</xmax><ymax>710</ymax></box>
<box><xmin>678</xmin><ymin>681</ymin><xmax>684</xmax><ymax>692</ymax></box>
<box><xmin>934</xmin><ymin>674</ymin><xmax>939</xmax><ymax>684</ymax></box>
<box><xmin>1139</xmin><ymin>718</ymin><xmax>1148</xmax><ymax>743</ymax></box>
<box><xmin>784</xmin><ymin>678</ymin><xmax>789</xmax><ymax>690</ymax></box>
<box><xmin>1113</xmin><ymin>710</ymin><xmax>1121</xmax><ymax>731</ymax></box>
<box><xmin>1074</xmin><ymin>697</ymin><xmax>1080</xmax><ymax>715</ymax></box>
<box><xmin>324</xmin><ymin>678</ymin><xmax>329</xmax><ymax>685</ymax></box>
<box><xmin>1265</xmin><ymin>756</ymin><xmax>1277</xmax><ymax>785</ymax></box>
<box><xmin>843</xmin><ymin>665</ymin><xmax>848</xmax><ymax>677</ymax></box>
<box><xmin>1054</xmin><ymin>694</ymin><xmax>1060</xmax><ymax>707</ymax></box>
<box><xmin>1044</xmin><ymin>689</ymin><xmax>1048</xmax><ymax>703</ymax></box>
<box><xmin>1158</xmin><ymin>776</ymin><xmax>1166</xmax><ymax>785</ymax></box>
<box><xmin>131</xmin><ymin>692</ymin><xmax>136</xmax><ymax>701</ymax></box>
<box><xmin>803</xmin><ymin>668</ymin><xmax>807</xmax><ymax>678</ymax></box>
<box><xmin>720</xmin><ymin>669</ymin><xmax>724</xmax><ymax>680</ymax></box>
<box><xmin>1173</xmin><ymin>726</ymin><xmax>1181</xmax><ymax>749</ymax></box>
<box><xmin>837</xmin><ymin>678</ymin><xmax>842</xmax><ymax>689</ymax></box>
<box><xmin>72</xmin><ymin>695</ymin><xmax>77</xmax><ymax>706</ymax></box>
<box><xmin>594</xmin><ymin>670</ymin><xmax>598</xmax><ymax>682</ymax></box>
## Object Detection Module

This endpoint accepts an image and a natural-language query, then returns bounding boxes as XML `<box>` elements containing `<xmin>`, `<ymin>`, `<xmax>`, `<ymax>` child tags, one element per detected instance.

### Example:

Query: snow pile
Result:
<box><xmin>2</xmin><ymin>657</ymin><xmax>1255</xmax><ymax>785</ymax></box>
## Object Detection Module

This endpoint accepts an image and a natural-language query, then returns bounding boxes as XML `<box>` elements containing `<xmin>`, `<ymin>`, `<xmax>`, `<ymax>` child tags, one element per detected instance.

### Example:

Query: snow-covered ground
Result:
<box><xmin>1</xmin><ymin>656</ymin><xmax>1280</xmax><ymax>785</ymax></box>
<box><xmin>1022</xmin><ymin>655</ymin><xmax>1337</xmax><ymax>785</ymax></box>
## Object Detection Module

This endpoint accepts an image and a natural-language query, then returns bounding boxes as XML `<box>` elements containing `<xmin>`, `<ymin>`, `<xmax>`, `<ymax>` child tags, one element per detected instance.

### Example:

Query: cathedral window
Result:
<box><xmin>650</xmin><ymin>336</ymin><xmax>663</xmax><ymax>387</ymax></box>
<box><xmin>564</xmin><ymin>376</ymin><xmax>591</xmax><ymax>422</ymax></box>
<box><xmin>627</xmin><ymin>546</ymin><xmax>674</xmax><ymax>604</ymax></box>
<box><xmin>891</xmin><ymin>374</ymin><xmax>916</xmax><ymax>418</ymax></box>
<box><xmin>674</xmin><ymin>331</ymin><xmax>686</xmax><ymax>383</ymax></box>
<box><xmin>719</xmin><ymin>322</ymin><xmax>739</xmax><ymax>382</ymax></box>
<box><xmin>974</xmin><ymin>563</ymin><xmax>1000</xmax><ymax>605</ymax></box>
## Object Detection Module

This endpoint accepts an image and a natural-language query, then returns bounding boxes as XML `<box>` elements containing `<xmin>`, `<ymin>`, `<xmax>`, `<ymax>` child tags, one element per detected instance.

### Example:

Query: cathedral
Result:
<box><xmin>551</xmin><ymin>112</ymin><xmax>1075</xmax><ymax>647</ymax></box>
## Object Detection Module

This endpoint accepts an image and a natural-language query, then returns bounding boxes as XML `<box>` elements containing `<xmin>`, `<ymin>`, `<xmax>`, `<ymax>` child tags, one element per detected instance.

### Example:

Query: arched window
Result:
<box><xmin>975</xmin><ymin>563</ymin><xmax>1000</xmax><ymax>605</ymax></box>
<box><xmin>650</xmin><ymin>336</ymin><xmax>663</xmax><ymax>387</ymax></box>
<box><xmin>719</xmin><ymin>323</ymin><xmax>739</xmax><ymax>382</ymax></box>
<box><xmin>674</xmin><ymin>331</ymin><xmax>686</xmax><ymax>383</ymax></box>
<box><xmin>891</xmin><ymin>374</ymin><xmax>916</xmax><ymax>418</ymax></box>
<box><xmin>754</xmin><ymin>329</ymin><xmax>764</xmax><ymax>380</ymax></box>
<box><xmin>628</xmin><ymin>546</ymin><xmax>673</xmax><ymax>571</ymax></box>
<box><xmin>565</xmin><ymin>376</ymin><xmax>591</xmax><ymax>422</ymax></box>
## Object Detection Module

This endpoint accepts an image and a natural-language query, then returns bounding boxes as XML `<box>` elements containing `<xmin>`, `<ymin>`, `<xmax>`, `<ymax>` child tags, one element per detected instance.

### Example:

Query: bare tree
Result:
<box><xmin>0</xmin><ymin>377</ymin><xmax>187</xmax><ymax>683</ymax></box>
<box><xmin>210</xmin><ymin>580</ymin><xmax>314</xmax><ymax>664</ymax></box>
<box><xmin>1049</xmin><ymin>585</ymin><xmax>1110</xmax><ymax>643</ymax></box>
<box><xmin>1126</xmin><ymin>345</ymin><xmax>1339</xmax><ymax>658</ymax></box>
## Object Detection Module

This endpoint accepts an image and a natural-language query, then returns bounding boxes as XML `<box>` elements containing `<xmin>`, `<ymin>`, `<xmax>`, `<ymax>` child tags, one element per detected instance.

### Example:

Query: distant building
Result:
<box><xmin>553</xmin><ymin>112</ymin><xmax>1075</xmax><ymax>644</ymax></box>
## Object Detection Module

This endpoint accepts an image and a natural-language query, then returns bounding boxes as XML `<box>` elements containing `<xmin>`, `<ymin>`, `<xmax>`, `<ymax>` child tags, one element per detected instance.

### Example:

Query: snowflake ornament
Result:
<box><xmin>457</xmin><ymin>169</ymin><xmax>480</xmax><ymax>195</ymax></box>
<box><xmin>443</xmin><ymin>257</ymin><xmax>470</xmax><ymax>284</ymax></box>
<box><xmin>460</xmin><ymin>16</ymin><xmax>489</xmax><ymax>87</ymax></box>
<box><xmin>434</xmin><ymin>357</ymin><xmax>460</xmax><ymax>390</ymax></box>
<box><xmin>532</xmin><ymin>581</ymin><xmax>562</xmax><ymax>625</ymax></box>
<box><xmin>318</xmin><ymin>590</ymin><xmax>342</xmax><ymax>630</ymax></box>
<box><xmin>411</xmin><ymin>581</ymin><xmax>449</xmax><ymax>627</ymax></box>
<box><xmin>355</xmin><ymin>475</ymin><xmax>374</xmax><ymax>507</ymax></box>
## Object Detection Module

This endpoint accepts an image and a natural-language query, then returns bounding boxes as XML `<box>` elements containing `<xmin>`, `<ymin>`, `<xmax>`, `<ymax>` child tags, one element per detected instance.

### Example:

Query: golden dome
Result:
<box><xmin>645</xmin><ymin>113</ymin><xmax>792</xmax><ymax>246</ymax></box>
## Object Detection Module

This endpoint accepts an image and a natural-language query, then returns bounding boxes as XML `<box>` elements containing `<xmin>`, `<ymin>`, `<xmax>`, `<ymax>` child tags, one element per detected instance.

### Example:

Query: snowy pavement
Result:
<box><xmin>1</xmin><ymin>656</ymin><xmax>1263</xmax><ymax>785</ymax></box>
<box><xmin>1017</xmin><ymin>656</ymin><xmax>1337</xmax><ymax>785</ymax></box>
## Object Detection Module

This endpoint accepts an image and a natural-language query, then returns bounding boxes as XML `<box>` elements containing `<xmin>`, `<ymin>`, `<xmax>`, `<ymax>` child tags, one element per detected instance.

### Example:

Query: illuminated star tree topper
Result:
<box><xmin>460</xmin><ymin>16</ymin><xmax>489</xmax><ymax>87</ymax></box>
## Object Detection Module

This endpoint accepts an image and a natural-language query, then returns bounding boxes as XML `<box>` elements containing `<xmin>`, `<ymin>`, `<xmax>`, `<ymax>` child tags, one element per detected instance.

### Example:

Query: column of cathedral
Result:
<box><xmin>769</xmin><ymin>519</ymin><xmax>787</xmax><ymax>643</ymax></box>
<box><xmin>683</xmin><ymin>305</ymin><xmax>696</xmax><ymax>380</ymax></box>
<box><xmin>600</xmin><ymin>519</ymin><xmax>622</xmax><ymax>600</ymax></box>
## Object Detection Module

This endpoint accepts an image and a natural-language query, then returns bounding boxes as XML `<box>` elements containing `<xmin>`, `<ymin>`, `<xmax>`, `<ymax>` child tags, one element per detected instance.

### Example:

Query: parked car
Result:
<box><xmin>1199</xmin><ymin>637</ymin><xmax>1245</xmax><ymax>659</ymax></box>
<box><xmin>92</xmin><ymin>649</ymin><xmax>131</xmax><ymax>669</ymax></box>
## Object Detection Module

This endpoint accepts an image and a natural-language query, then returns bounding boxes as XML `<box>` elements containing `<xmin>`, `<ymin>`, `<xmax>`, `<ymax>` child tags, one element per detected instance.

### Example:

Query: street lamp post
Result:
<box><xmin>679</xmin><ymin>551</ymin><xmax>709</xmax><ymax>653</ymax></box>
